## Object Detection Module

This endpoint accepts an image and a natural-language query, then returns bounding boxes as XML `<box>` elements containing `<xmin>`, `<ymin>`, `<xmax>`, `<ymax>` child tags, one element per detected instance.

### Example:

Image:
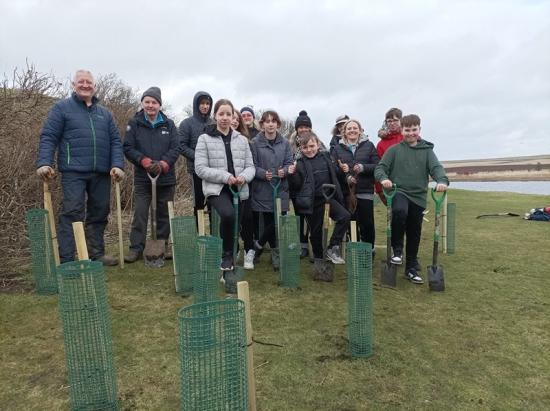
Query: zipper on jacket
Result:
<box><xmin>88</xmin><ymin>112</ymin><xmax>97</xmax><ymax>171</ymax></box>
<box><xmin>66</xmin><ymin>142</ymin><xmax>71</xmax><ymax>165</ymax></box>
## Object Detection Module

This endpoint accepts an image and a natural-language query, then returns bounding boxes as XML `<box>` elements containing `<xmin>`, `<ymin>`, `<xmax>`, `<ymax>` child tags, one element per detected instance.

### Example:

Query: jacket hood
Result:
<box><xmin>401</xmin><ymin>138</ymin><xmax>434</xmax><ymax>150</ymax></box>
<box><xmin>192</xmin><ymin>91</ymin><xmax>213</xmax><ymax>119</ymax></box>
<box><xmin>71</xmin><ymin>92</ymin><xmax>99</xmax><ymax>106</ymax></box>
<box><xmin>338</xmin><ymin>133</ymin><xmax>369</xmax><ymax>147</ymax></box>
<box><xmin>381</xmin><ymin>129</ymin><xmax>402</xmax><ymax>140</ymax></box>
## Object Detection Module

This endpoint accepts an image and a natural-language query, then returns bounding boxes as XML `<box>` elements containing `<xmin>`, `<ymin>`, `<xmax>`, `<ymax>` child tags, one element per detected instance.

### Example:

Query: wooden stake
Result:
<box><xmin>237</xmin><ymin>281</ymin><xmax>257</xmax><ymax>411</ymax></box>
<box><xmin>350</xmin><ymin>221</ymin><xmax>357</xmax><ymax>242</ymax></box>
<box><xmin>167</xmin><ymin>201</ymin><xmax>178</xmax><ymax>291</ymax></box>
<box><xmin>72</xmin><ymin>222</ymin><xmax>89</xmax><ymax>260</ymax></box>
<box><xmin>115</xmin><ymin>182</ymin><xmax>124</xmax><ymax>268</ymax></box>
<box><xmin>197</xmin><ymin>209</ymin><xmax>205</xmax><ymax>236</ymax></box>
<box><xmin>43</xmin><ymin>181</ymin><xmax>60</xmax><ymax>265</ymax></box>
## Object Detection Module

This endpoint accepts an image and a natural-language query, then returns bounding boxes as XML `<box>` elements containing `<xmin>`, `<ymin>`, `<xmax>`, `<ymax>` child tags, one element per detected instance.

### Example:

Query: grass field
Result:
<box><xmin>1</xmin><ymin>189</ymin><xmax>549</xmax><ymax>410</ymax></box>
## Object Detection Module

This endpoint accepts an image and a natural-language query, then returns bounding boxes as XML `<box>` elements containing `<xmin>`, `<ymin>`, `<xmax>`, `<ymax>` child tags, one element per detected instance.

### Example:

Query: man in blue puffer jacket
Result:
<box><xmin>36</xmin><ymin>69</ymin><xmax>125</xmax><ymax>265</ymax></box>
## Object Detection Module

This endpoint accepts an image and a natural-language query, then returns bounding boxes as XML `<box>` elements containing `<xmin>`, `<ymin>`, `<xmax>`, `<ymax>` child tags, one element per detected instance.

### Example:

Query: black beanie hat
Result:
<box><xmin>141</xmin><ymin>86</ymin><xmax>162</xmax><ymax>105</ymax></box>
<box><xmin>240</xmin><ymin>106</ymin><xmax>255</xmax><ymax>117</ymax></box>
<box><xmin>295</xmin><ymin>110</ymin><xmax>312</xmax><ymax>129</ymax></box>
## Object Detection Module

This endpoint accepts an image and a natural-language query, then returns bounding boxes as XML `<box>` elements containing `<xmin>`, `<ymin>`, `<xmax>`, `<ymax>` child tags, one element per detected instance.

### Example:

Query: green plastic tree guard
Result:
<box><xmin>172</xmin><ymin>216</ymin><xmax>197</xmax><ymax>296</ymax></box>
<box><xmin>25</xmin><ymin>208</ymin><xmax>58</xmax><ymax>295</ymax></box>
<box><xmin>447</xmin><ymin>202</ymin><xmax>456</xmax><ymax>254</ymax></box>
<box><xmin>57</xmin><ymin>260</ymin><xmax>118</xmax><ymax>411</ymax></box>
<box><xmin>278</xmin><ymin>215</ymin><xmax>300</xmax><ymax>288</ymax></box>
<box><xmin>346</xmin><ymin>242</ymin><xmax>374</xmax><ymax>358</ymax></box>
<box><xmin>179</xmin><ymin>299</ymin><xmax>248</xmax><ymax>411</ymax></box>
<box><xmin>193</xmin><ymin>236</ymin><xmax>222</xmax><ymax>303</ymax></box>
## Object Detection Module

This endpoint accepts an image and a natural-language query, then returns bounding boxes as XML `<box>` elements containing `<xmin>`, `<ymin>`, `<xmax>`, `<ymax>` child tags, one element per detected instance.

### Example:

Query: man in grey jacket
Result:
<box><xmin>178</xmin><ymin>91</ymin><xmax>214</xmax><ymax>216</ymax></box>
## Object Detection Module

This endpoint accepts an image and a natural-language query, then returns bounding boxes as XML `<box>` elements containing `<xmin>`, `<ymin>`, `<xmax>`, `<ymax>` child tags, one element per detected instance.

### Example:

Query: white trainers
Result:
<box><xmin>326</xmin><ymin>245</ymin><xmax>345</xmax><ymax>265</ymax></box>
<box><xmin>244</xmin><ymin>249</ymin><xmax>255</xmax><ymax>270</ymax></box>
<box><xmin>391</xmin><ymin>252</ymin><xmax>403</xmax><ymax>265</ymax></box>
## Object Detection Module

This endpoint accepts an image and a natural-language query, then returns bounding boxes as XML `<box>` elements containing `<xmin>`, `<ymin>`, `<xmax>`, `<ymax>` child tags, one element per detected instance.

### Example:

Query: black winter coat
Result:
<box><xmin>178</xmin><ymin>91</ymin><xmax>214</xmax><ymax>172</ymax></box>
<box><xmin>288</xmin><ymin>152</ymin><xmax>344</xmax><ymax>215</ymax></box>
<box><xmin>123</xmin><ymin>110</ymin><xmax>180</xmax><ymax>186</ymax></box>
<box><xmin>330</xmin><ymin>138</ymin><xmax>379</xmax><ymax>195</ymax></box>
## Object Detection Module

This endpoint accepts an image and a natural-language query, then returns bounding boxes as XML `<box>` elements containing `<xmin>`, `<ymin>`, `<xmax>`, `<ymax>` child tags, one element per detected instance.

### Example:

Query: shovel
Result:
<box><xmin>312</xmin><ymin>184</ymin><xmax>336</xmax><ymax>281</ymax></box>
<box><xmin>381</xmin><ymin>184</ymin><xmax>397</xmax><ymax>287</ymax></box>
<box><xmin>225</xmin><ymin>184</ymin><xmax>245</xmax><ymax>294</ymax></box>
<box><xmin>270</xmin><ymin>173</ymin><xmax>282</xmax><ymax>272</ymax></box>
<box><xmin>144</xmin><ymin>172</ymin><xmax>165</xmax><ymax>268</ymax></box>
<box><xmin>428</xmin><ymin>188</ymin><xmax>447</xmax><ymax>291</ymax></box>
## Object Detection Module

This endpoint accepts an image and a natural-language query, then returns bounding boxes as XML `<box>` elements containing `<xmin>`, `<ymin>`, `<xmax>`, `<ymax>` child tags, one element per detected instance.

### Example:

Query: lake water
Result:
<box><xmin>448</xmin><ymin>181</ymin><xmax>550</xmax><ymax>195</ymax></box>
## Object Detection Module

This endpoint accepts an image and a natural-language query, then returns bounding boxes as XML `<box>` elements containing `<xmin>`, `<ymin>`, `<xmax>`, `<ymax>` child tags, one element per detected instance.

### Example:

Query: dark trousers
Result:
<box><xmin>305</xmin><ymin>198</ymin><xmax>351</xmax><ymax>259</ymax></box>
<box><xmin>191</xmin><ymin>171</ymin><xmax>206</xmax><ymax>213</ymax></box>
<box><xmin>391</xmin><ymin>192</ymin><xmax>425</xmax><ymax>269</ymax></box>
<box><xmin>353</xmin><ymin>198</ymin><xmax>375</xmax><ymax>245</ymax></box>
<box><xmin>254</xmin><ymin>211</ymin><xmax>287</xmax><ymax>249</ymax></box>
<box><xmin>129</xmin><ymin>183</ymin><xmax>175</xmax><ymax>252</ymax></box>
<box><xmin>207</xmin><ymin>188</ymin><xmax>242</xmax><ymax>255</ymax></box>
<box><xmin>299</xmin><ymin>214</ymin><xmax>309</xmax><ymax>246</ymax></box>
<box><xmin>58</xmin><ymin>172</ymin><xmax>111</xmax><ymax>263</ymax></box>
<box><xmin>241</xmin><ymin>199</ymin><xmax>255</xmax><ymax>252</ymax></box>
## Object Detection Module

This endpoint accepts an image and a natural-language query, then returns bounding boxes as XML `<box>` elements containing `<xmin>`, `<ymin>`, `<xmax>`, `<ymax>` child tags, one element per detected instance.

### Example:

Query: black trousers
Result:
<box><xmin>191</xmin><ymin>171</ymin><xmax>206</xmax><ymax>212</ymax></box>
<box><xmin>305</xmin><ymin>198</ymin><xmax>351</xmax><ymax>259</ymax></box>
<box><xmin>129</xmin><ymin>183</ymin><xmax>175</xmax><ymax>252</ymax></box>
<box><xmin>253</xmin><ymin>211</ymin><xmax>288</xmax><ymax>249</ymax></box>
<box><xmin>391</xmin><ymin>192</ymin><xmax>425</xmax><ymax>269</ymax></box>
<box><xmin>241</xmin><ymin>199</ymin><xmax>255</xmax><ymax>252</ymax></box>
<box><xmin>353</xmin><ymin>198</ymin><xmax>375</xmax><ymax>246</ymax></box>
<box><xmin>207</xmin><ymin>187</ymin><xmax>242</xmax><ymax>255</ymax></box>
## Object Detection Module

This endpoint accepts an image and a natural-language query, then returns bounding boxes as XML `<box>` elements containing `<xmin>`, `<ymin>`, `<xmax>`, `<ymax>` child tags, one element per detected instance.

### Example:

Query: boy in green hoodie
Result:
<box><xmin>374</xmin><ymin>114</ymin><xmax>449</xmax><ymax>284</ymax></box>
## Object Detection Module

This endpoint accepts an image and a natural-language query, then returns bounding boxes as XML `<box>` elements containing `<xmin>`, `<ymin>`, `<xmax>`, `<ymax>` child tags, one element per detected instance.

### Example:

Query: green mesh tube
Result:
<box><xmin>172</xmin><ymin>216</ymin><xmax>197</xmax><ymax>296</ymax></box>
<box><xmin>57</xmin><ymin>260</ymin><xmax>118</xmax><ymax>410</ymax></box>
<box><xmin>178</xmin><ymin>300</ymin><xmax>248</xmax><ymax>411</ymax></box>
<box><xmin>25</xmin><ymin>208</ymin><xmax>58</xmax><ymax>295</ymax></box>
<box><xmin>346</xmin><ymin>242</ymin><xmax>374</xmax><ymax>358</ymax></box>
<box><xmin>447</xmin><ymin>202</ymin><xmax>456</xmax><ymax>254</ymax></box>
<box><xmin>193</xmin><ymin>236</ymin><xmax>222</xmax><ymax>303</ymax></box>
<box><xmin>278</xmin><ymin>215</ymin><xmax>300</xmax><ymax>288</ymax></box>
<box><xmin>210</xmin><ymin>209</ymin><xmax>221</xmax><ymax>237</ymax></box>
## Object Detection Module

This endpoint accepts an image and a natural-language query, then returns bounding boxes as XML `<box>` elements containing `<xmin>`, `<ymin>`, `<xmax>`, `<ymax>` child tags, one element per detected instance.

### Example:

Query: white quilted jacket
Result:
<box><xmin>194</xmin><ymin>129</ymin><xmax>255</xmax><ymax>200</ymax></box>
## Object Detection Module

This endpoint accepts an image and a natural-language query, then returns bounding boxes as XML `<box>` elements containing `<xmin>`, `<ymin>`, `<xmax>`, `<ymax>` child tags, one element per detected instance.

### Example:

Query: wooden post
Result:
<box><xmin>43</xmin><ymin>181</ymin><xmax>60</xmax><ymax>265</ymax></box>
<box><xmin>197</xmin><ymin>209</ymin><xmax>205</xmax><ymax>236</ymax></box>
<box><xmin>167</xmin><ymin>201</ymin><xmax>177</xmax><ymax>290</ymax></box>
<box><xmin>72</xmin><ymin>222</ymin><xmax>89</xmax><ymax>260</ymax></box>
<box><xmin>115</xmin><ymin>182</ymin><xmax>124</xmax><ymax>268</ymax></box>
<box><xmin>237</xmin><ymin>281</ymin><xmax>257</xmax><ymax>411</ymax></box>
<box><xmin>350</xmin><ymin>221</ymin><xmax>357</xmax><ymax>242</ymax></box>
<box><xmin>442</xmin><ymin>194</ymin><xmax>448</xmax><ymax>254</ymax></box>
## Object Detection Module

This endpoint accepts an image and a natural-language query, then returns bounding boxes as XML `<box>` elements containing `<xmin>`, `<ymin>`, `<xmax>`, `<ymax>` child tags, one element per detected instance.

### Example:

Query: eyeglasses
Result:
<box><xmin>386</xmin><ymin>119</ymin><xmax>399</xmax><ymax>123</ymax></box>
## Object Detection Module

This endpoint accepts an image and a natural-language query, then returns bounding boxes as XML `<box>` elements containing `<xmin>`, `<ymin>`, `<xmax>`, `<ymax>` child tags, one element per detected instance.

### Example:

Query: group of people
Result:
<box><xmin>36</xmin><ymin>69</ymin><xmax>449</xmax><ymax>285</ymax></box>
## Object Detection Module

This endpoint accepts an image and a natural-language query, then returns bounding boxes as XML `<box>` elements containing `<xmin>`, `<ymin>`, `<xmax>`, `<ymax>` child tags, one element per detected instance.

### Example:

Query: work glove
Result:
<box><xmin>36</xmin><ymin>166</ymin><xmax>55</xmax><ymax>180</ymax></box>
<box><xmin>110</xmin><ymin>167</ymin><xmax>125</xmax><ymax>182</ymax></box>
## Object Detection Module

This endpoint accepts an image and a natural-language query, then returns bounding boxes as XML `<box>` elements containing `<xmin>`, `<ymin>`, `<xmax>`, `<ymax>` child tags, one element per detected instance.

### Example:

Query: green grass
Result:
<box><xmin>2</xmin><ymin>189</ymin><xmax>550</xmax><ymax>410</ymax></box>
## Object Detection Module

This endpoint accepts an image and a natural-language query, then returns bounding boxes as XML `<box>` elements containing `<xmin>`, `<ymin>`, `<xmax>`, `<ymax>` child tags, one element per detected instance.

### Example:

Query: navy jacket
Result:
<box><xmin>37</xmin><ymin>93</ymin><xmax>124</xmax><ymax>173</ymax></box>
<box><xmin>178</xmin><ymin>91</ymin><xmax>214</xmax><ymax>172</ymax></box>
<box><xmin>123</xmin><ymin>110</ymin><xmax>180</xmax><ymax>186</ymax></box>
<box><xmin>288</xmin><ymin>151</ymin><xmax>344</xmax><ymax>215</ymax></box>
<box><xmin>330</xmin><ymin>137</ymin><xmax>379</xmax><ymax>195</ymax></box>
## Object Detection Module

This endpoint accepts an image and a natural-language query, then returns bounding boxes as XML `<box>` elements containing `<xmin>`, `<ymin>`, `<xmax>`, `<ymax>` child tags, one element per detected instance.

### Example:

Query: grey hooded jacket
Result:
<box><xmin>178</xmin><ymin>91</ymin><xmax>214</xmax><ymax>172</ymax></box>
<box><xmin>194</xmin><ymin>127</ymin><xmax>255</xmax><ymax>200</ymax></box>
<box><xmin>250</xmin><ymin>132</ymin><xmax>294</xmax><ymax>212</ymax></box>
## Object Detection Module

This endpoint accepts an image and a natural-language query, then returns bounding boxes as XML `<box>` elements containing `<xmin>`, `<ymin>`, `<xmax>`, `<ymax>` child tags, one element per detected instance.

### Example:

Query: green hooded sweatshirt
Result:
<box><xmin>374</xmin><ymin>139</ymin><xmax>449</xmax><ymax>208</ymax></box>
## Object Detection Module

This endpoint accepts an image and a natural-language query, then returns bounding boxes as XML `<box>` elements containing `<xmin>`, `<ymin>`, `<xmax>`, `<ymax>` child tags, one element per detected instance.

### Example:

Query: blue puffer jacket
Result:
<box><xmin>37</xmin><ymin>93</ymin><xmax>124</xmax><ymax>173</ymax></box>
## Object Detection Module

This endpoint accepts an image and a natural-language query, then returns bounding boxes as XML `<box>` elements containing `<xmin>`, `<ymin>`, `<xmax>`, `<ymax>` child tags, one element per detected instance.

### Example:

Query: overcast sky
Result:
<box><xmin>1</xmin><ymin>0</ymin><xmax>549</xmax><ymax>160</ymax></box>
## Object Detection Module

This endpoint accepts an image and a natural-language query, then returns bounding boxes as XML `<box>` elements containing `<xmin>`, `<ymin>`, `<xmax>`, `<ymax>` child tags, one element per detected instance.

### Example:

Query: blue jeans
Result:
<box><xmin>58</xmin><ymin>172</ymin><xmax>111</xmax><ymax>263</ymax></box>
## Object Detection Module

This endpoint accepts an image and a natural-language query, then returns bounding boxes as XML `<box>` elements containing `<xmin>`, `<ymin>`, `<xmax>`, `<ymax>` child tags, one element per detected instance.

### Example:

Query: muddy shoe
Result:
<box><xmin>271</xmin><ymin>248</ymin><xmax>280</xmax><ymax>271</ymax></box>
<box><xmin>312</xmin><ymin>258</ymin><xmax>334</xmax><ymax>282</ymax></box>
<box><xmin>224</xmin><ymin>270</ymin><xmax>238</xmax><ymax>294</ymax></box>
<box><xmin>124</xmin><ymin>249</ymin><xmax>142</xmax><ymax>263</ymax></box>
<box><xmin>96</xmin><ymin>254</ymin><xmax>118</xmax><ymax>266</ymax></box>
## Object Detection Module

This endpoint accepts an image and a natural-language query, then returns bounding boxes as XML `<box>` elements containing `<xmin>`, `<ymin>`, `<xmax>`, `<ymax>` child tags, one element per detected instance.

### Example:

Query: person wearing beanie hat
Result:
<box><xmin>240</xmin><ymin>106</ymin><xmax>260</xmax><ymax>138</ymax></box>
<box><xmin>295</xmin><ymin>110</ymin><xmax>313</xmax><ymax>131</ymax></box>
<box><xmin>141</xmin><ymin>86</ymin><xmax>162</xmax><ymax>106</ymax></box>
<box><xmin>329</xmin><ymin>114</ymin><xmax>350</xmax><ymax>149</ymax></box>
<box><xmin>123</xmin><ymin>86</ymin><xmax>180</xmax><ymax>263</ymax></box>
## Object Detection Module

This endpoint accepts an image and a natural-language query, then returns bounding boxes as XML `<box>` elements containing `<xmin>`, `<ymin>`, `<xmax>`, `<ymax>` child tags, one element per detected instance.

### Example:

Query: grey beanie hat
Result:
<box><xmin>141</xmin><ymin>86</ymin><xmax>162</xmax><ymax>105</ymax></box>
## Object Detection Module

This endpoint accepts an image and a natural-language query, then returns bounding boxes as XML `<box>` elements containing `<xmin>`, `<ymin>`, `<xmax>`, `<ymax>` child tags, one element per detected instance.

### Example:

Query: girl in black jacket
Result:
<box><xmin>331</xmin><ymin>119</ymin><xmax>379</xmax><ymax>247</ymax></box>
<box><xmin>288</xmin><ymin>132</ymin><xmax>350</xmax><ymax>270</ymax></box>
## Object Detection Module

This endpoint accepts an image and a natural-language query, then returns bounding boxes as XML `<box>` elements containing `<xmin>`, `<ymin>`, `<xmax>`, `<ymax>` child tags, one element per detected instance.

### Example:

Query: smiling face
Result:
<box><xmin>72</xmin><ymin>71</ymin><xmax>96</xmax><ymax>103</ymax></box>
<box><xmin>215</xmin><ymin>104</ymin><xmax>233</xmax><ymax>133</ymax></box>
<box><xmin>344</xmin><ymin>121</ymin><xmax>361</xmax><ymax>143</ymax></box>
<box><xmin>199</xmin><ymin>98</ymin><xmax>211</xmax><ymax>115</ymax></box>
<box><xmin>241</xmin><ymin>111</ymin><xmax>254</xmax><ymax>126</ymax></box>
<box><xmin>231</xmin><ymin>112</ymin><xmax>240</xmax><ymax>130</ymax></box>
<box><xmin>142</xmin><ymin>96</ymin><xmax>161</xmax><ymax>120</ymax></box>
<box><xmin>402</xmin><ymin>124</ymin><xmax>421</xmax><ymax>146</ymax></box>
<box><xmin>300</xmin><ymin>138</ymin><xmax>320</xmax><ymax>158</ymax></box>
<box><xmin>386</xmin><ymin>116</ymin><xmax>401</xmax><ymax>133</ymax></box>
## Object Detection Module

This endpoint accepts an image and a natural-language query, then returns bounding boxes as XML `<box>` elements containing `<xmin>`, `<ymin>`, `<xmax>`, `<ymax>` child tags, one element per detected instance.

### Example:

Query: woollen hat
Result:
<box><xmin>141</xmin><ymin>86</ymin><xmax>162</xmax><ymax>105</ymax></box>
<box><xmin>295</xmin><ymin>110</ymin><xmax>312</xmax><ymax>129</ymax></box>
<box><xmin>240</xmin><ymin>106</ymin><xmax>255</xmax><ymax>117</ymax></box>
<box><xmin>335</xmin><ymin>114</ymin><xmax>350</xmax><ymax>125</ymax></box>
